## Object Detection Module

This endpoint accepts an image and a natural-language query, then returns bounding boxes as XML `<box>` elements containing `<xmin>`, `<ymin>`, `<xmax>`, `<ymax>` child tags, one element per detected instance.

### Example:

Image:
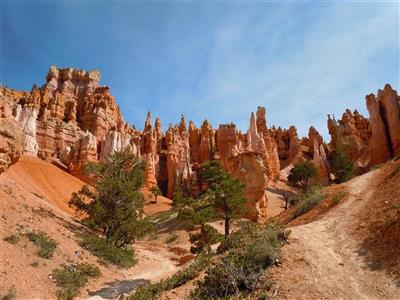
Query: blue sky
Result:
<box><xmin>1</xmin><ymin>1</ymin><xmax>399</xmax><ymax>139</ymax></box>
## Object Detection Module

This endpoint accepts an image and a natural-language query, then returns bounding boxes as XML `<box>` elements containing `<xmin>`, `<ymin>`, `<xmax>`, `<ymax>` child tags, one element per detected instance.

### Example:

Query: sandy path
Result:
<box><xmin>272</xmin><ymin>169</ymin><xmax>400</xmax><ymax>299</ymax></box>
<box><xmin>86</xmin><ymin>245</ymin><xmax>178</xmax><ymax>300</ymax></box>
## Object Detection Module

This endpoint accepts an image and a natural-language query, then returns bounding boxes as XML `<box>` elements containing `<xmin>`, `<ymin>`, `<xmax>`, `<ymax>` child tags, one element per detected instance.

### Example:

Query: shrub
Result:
<box><xmin>288</xmin><ymin>161</ymin><xmax>318</xmax><ymax>192</ymax></box>
<box><xmin>149</xmin><ymin>186</ymin><xmax>161</xmax><ymax>203</ymax></box>
<box><xmin>189</xmin><ymin>224</ymin><xmax>222</xmax><ymax>254</ymax></box>
<box><xmin>332</xmin><ymin>149</ymin><xmax>353</xmax><ymax>183</ymax></box>
<box><xmin>129</xmin><ymin>253</ymin><xmax>211</xmax><ymax>300</ymax></box>
<box><xmin>1</xmin><ymin>286</ymin><xmax>17</xmax><ymax>300</ymax></box>
<box><xmin>293</xmin><ymin>186</ymin><xmax>324</xmax><ymax>217</ymax></box>
<box><xmin>165</xmin><ymin>232</ymin><xmax>178</xmax><ymax>244</ymax></box>
<box><xmin>192</xmin><ymin>223</ymin><xmax>288</xmax><ymax>299</ymax></box>
<box><xmin>77</xmin><ymin>233</ymin><xmax>136</xmax><ymax>268</ymax></box>
<box><xmin>3</xmin><ymin>234</ymin><xmax>20</xmax><ymax>245</ymax></box>
<box><xmin>331</xmin><ymin>124</ymin><xmax>353</xmax><ymax>183</ymax></box>
<box><xmin>332</xmin><ymin>191</ymin><xmax>348</xmax><ymax>203</ymax></box>
<box><xmin>26</xmin><ymin>231</ymin><xmax>57</xmax><ymax>259</ymax></box>
<box><xmin>52</xmin><ymin>263</ymin><xmax>101</xmax><ymax>300</ymax></box>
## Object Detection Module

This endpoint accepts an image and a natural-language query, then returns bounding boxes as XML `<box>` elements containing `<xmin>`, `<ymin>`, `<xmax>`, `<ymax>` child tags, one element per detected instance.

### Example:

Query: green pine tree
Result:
<box><xmin>331</xmin><ymin>124</ymin><xmax>353</xmax><ymax>183</ymax></box>
<box><xmin>288</xmin><ymin>161</ymin><xmax>318</xmax><ymax>192</ymax></box>
<box><xmin>200</xmin><ymin>160</ymin><xmax>247</xmax><ymax>237</ymax></box>
<box><xmin>178</xmin><ymin>196</ymin><xmax>218</xmax><ymax>253</ymax></box>
<box><xmin>69</xmin><ymin>152</ymin><xmax>150</xmax><ymax>248</ymax></box>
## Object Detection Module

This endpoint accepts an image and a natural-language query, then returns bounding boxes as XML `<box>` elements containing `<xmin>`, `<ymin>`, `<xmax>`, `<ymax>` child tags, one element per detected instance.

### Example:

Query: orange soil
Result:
<box><xmin>5</xmin><ymin>156</ymin><xmax>84</xmax><ymax>215</ymax></box>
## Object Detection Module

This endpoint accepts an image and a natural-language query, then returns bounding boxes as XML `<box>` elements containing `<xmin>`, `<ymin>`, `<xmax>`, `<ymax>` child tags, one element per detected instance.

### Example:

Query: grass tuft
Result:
<box><xmin>26</xmin><ymin>231</ymin><xmax>57</xmax><ymax>259</ymax></box>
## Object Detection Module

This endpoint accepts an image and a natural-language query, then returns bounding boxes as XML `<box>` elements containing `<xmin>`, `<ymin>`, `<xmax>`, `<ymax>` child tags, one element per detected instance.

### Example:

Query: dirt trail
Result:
<box><xmin>86</xmin><ymin>244</ymin><xmax>179</xmax><ymax>300</ymax></box>
<box><xmin>272</xmin><ymin>168</ymin><xmax>400</xmax><ymax>299</ymax></box>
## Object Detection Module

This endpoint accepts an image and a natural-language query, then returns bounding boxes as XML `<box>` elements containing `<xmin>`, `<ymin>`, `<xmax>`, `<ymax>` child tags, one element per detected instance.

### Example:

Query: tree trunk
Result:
<box><xmin>224</xmin><ymin>218</ymin><xmax>230</xmax><ymax>237</ymax></box>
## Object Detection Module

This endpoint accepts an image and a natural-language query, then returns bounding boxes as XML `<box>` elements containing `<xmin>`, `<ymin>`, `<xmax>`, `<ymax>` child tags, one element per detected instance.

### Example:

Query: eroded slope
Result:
<box><xmin>270</xmin><ymin>160</ymin><xmax>400</xmax><ymax>299</ymax></box>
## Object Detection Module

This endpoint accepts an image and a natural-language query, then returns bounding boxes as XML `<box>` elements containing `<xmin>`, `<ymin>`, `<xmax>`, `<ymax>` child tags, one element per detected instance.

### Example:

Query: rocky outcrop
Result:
<box><xmin>366</xmin><ymin>94</ymin><xmax>390</xmax><ymax>164</ymax></box>
<box><xmin>271</xmin><ymin>124</ymin><xmax>330</xmax><ymax>183</ymax></box>
<box><xmin>377</xmin><ymin>84</ymin><xmax>400</xmax><ymax>158</ymax></box>
<box><xmin>226</xmin><ymin>151</ymin><xmax>268</xmax><ymax>221</ymax></box>
<box><xmin>272</xmin><ymin>125</ymin><xmax>302</xmax><ymax>168</ymax></box>
<box><xmin>68</xmin><ymin>131</ymin><xmax>98</xmax><ymax>177</ymax></box>
<box><xmin>255</xmin><ymin>107</ymin><xmax>280</xmax><ymax>179</ymax></box>
<box><xmin>308</xmin><ymin>127</ymin><xmax>329</xmax><ymax>183</ymax></box>
<box><xmin>189</xmin><ymin>119</ymin><xmax>214</xmax><ymax>165</ymax></box>
<box><xmin>327</xmin><ymin>109</ymin><xmax>370</xmax><ymax>169</ymax></box>
<box><xmin>14</xmin><ymin>106</ymin><xmax>39</xmax><ymax>156</ymax></box>
<box><xmin>1</xmin><ymin>66</ymin><xmax>137</xmax><ymax>177</ymax></box>
<box><xmin>327</xmin><ymin>84</ymin><xmax>399</xmax><ymax>169</ymax></box>
<box><xmin>165</xmin><ymin>117</ymin><xmax>192</xmax><ymax>198</ymax></box>
<box><xmin>139</xmin><ymin>112</ymin><xmax>162</xmax><ymax>190</ymax></box>
<box><xmin>216</xmin><ymin>117</ymin><xmax>270</xmax><ymax>221</ymax></box>
<box><xmin>99</xmin><ymin>131</ymin><xmax>139</xmax><ymax>161</ymax></box>
<box><xmin>0</xmin><ymin>97</ymin><xmax>24</xmax><ymax>173</ymax></box>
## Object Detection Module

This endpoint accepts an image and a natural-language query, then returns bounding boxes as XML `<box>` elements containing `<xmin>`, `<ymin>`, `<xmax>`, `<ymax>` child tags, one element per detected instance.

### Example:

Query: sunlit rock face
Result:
<box><xmin>0</xmin><ymin>96</ymin><xmax>24</xmax><ymax>173</ymax></box>
<box><xmin>370</xmin><ymin>84</ymin><xmax>400</xmax><ymax>161</ymax></box>
<box><xmin>308</xmin><ymin>127</ymin><xmax>330</xmax><ymax>184</ymax></box>
<box><xmin>15</xmin><ymin>106</ymin><xmax>39</xmax><ymax>156</ymax></box>
<box><xmin>67</xmin><ymin>131</ymin><xmax>98</xmax><ymax>179</ymax></box>
<box><xmin>327</xmin><ymin>84</ymin><xmax>399</xmax><ymax>169</ymax></box>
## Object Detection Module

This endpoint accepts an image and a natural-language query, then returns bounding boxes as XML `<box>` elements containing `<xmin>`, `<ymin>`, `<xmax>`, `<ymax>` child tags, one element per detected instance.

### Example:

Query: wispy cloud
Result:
<box><xmin>169</xmin><ymin>2</ymin><xmax>399</xmax><ymax>139</ymax></box>
<box><xmin>3</xmin><ymin>2</ymin><xmax>399</xmax><ymax>140</ymax></box>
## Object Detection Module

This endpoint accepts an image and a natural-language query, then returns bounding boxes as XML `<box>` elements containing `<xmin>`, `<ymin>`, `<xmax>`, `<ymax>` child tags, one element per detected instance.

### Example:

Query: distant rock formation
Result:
<box><xmin>328</xmin><ymin>84</ymin><xmax>400</xmax><ymax>169</ymax></box>
<box><xmin>2</xmin><ymin>66</ymin><xmax>399</xmax><ymax>221</ymax></box>
<box><xmin>367</xmin><ymin>84</ymin><xmax>400</xmax><ymax>164</ymax></box>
